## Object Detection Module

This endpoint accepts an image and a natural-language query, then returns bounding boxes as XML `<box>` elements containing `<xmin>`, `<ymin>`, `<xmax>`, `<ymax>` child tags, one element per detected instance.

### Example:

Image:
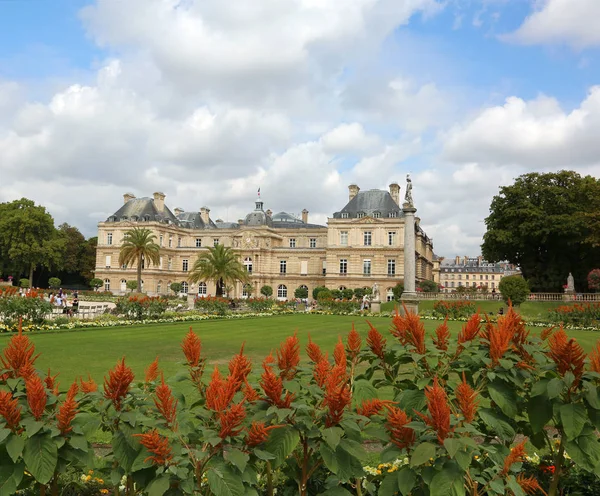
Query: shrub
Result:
<box><xmin>317</xmin><ymin>297</ymin><xmax>360</xmax><ymax>314</ymax></box>
<box><xmin>330</xmin><ymin>289</ymin><xmax>342</xmax><ymax>299</ymax></box>
<box><xmin>499</xmin><ymin>275</ymin><xmax>530</xmax><ymax>306</ymax></box>
<box><xmin>126</xmin><ymin>280</ymin><xmax>138</xmax><ymax>292</ymax></box>
<box><xmin>341</xmin><ymin>288</ymin><xmax>354</xmax><ymax>300</ymax></box>
<box><xmin>89</xmin><ymin>278</ymin><xmax>103</xmax><ymax>290</ymax></box>
<box><xmin>0</xmin><ymin>289</ymin><xmax>52</xmax><ymax>326</ymax></box>
<box><xmin>417</xmin><ymin>279</ymin><xmax>438</xmax><ymax>292</ymax></box>
<box><xmin>48</xmin><ymin>277</ymin><xmax>61</xmax><ymax>289</ymax></box>
<box><xmin>170</xmin><ymin>282</ymin><xmax>183</xmax><ymax>294</ymax></box>
<box><xmin>433</xmin><ymin>299</ymin><xmax>476</xmax><ymax>319</ymax></box>
<box><xmin>114</xmin><ymin>295</ymin><xmax>169</xmax><ymax>320</ymax></box>
<box><xmin>19</xmin><ymin>278</ymin><xmax>30</xmax><ymax>288</ymax></box>
<box><xmin>312</xmin><ymin>286</ymin><xmax>328</xmax><ymax>299</ymax></box>
<box><xmin>392</xmin><ymin>282</ymin><xmax>404</xmax><ymax>301</ymax></box>
<box><xmin>587</xmin><ymin>269</ymin><xmax>600</xmax><ymax>291</ymax></box>
<box><xmin>246</xmin><ymin>298</ymin><xmax>274</xmax><ymax>312</ymax></box>
<box><xmin>260</xmin><ymin>285</ymin><xmax>273</xmax><ymax>297</ymax></box>
<box><xmin>194</xmin><ymin>296</ymin><xmax>229</xmax><ymax>315</ymax></box>
<box><xmin>294</xmin><ymin>286</ymin><xmax>308</xmax><ymax>299</ymax></box>
<box><xmin>316</xmin><ymin>289</ymin><xmax>332</xmax><ymax>301</ymax></box>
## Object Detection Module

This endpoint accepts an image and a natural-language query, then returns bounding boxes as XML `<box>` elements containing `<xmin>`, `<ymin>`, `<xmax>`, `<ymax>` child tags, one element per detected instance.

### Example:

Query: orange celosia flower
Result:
<box><xmin>218</xmin><ymin>402</ymin><xmax>246</xmax><ymax>439</ymax></box>
<box><xmin>366</xmin><ymin>321</ymin><xmax>386</xmax><ymax>360</ymax></box>
<box><xmin>80</xmin><ymin>374</ymin><xmax>98</xmax><ymax>393</ymax></box>
<box><xmin>548</xmin><ymin>328</ymin><xmax>586</xmax><ymax>383</ymax></box>
<box><xmin>0</xmin><ymin>324</ymin><xmax>40</xmax><ymax>380</ymax></box>
<box><xmin>181</xmin><ymin>328</ymin><xmax>202</xmax><ymax>367</ymax></box>
<box><xmin>145</xmin><ymin>357</ymin><xmax>160</xmax><ymax>383</ymax></box>
<box><xmin>154</xmin><ymin>373</ymin><xmax>178</xmax><ymax>431</ymax></box>
<box><xmin>0</xmin><ymin>390</ymin><xmax>21</xmax><ymax>432</ymax></box>
<box><xmin>457</xmin><ymin>313</ymin><xmax>481</xmax><ymax>345</ymax></box>
<box><xmin>44</xmin><ymin>369</ymin><xmax>60</xmax><ymax>395</ymax></box>
<box><xmin>516</xmin><ymin>473</ymin><xmax>547</xmax><ymax>495</ymax></box>
<box><xmin>277</xmin><ymin>334</ymin><xmax>300</xmax><ymax>380</ymax></box>
<box><xmin>391</xmin><ymin>307</ymin><xmax>426</xmax><ymax>354</ymax></box>
<box><xmin>386</xmin><ymin>407</ymin><xmax>415</xmax><ymax>450</ymax></box>
<box><xmin>26</xmin><ymin>374</ymin><xmax>47</xmax><ymax>420</ymax></box>
<box><xmin>334</xmin><ymin>336</ymin><xmax>346</xmax><ymax>367</ymax></box>
<box><xmin>590</xmin><ymin>341</ymin><xmax>600</xmax><ymax>374</ymax></box>
<box><xmin>487</xmin><ymin>317</ymin><xmax>514</xmax><ymax>365</ymax></box>
<box><xmin>306</xmin><ymin>334</ymin><xmax>323</xmax><ymax>363</ymax></box>
<box><xmin>260</xmin><ymin>355</ymin><xmax>293</xmax><ymax>408</ymax></box>
<box><xmin>229</xmin><ymin>343</ymin><xmax>252</xmax><ymax>385</ymax></box>
<box><xmin>502</xmin><ymin>439</ymin><xmax>527</xmax><ymax>475</ymax></box>
<box><xmin>103</xmin><ymin>357</ymin><xmax>135</xmax><ymax>411</ymax></box>
<box><xmin>243</xmin><ymin>379</ymin><xmax>261</xmax><ymax>402</ymax></box>
<box><xmin>205</xmin><ymin>367</ymin><xmax>238</xmax><ymax>412</ymax></box>
<box><xmin>245</xmin><ymin>421</ymin><xmax>282</xmax><ymax>447</ymax></box>
<box><xmin>323</xmin><ymin>364</ymin><xmax>351</xmax><ymax>427</ymax></box>
<box><xmin>347</xmin><ymin>325</ymin><xmax>362</xmax><ymax>360</ymax></box>
<box><xmin>57</xmin><ymin>382</ymin><xmax>79</xmax><ymax>435</ymax></box>
<box><xmin>135</xmin><ymin>429</ymin><xmax>172</xmax><ymax>465</ymax></box>
<box><xmin>455</xmin><ymin>373</ymin><xmax>478</xmax><ymax>423</ymax></box>
<box><xmin>540</xmin><ymin>326</ymin><xmax>555</xmax><ymax>341</ymax></box>
<box><xmin>432</xmin><ymin>318</ymin><xmax>450</xmax><ymax>351</ymax></box>
<box><xmin>314</xmin><ymin>354</ymin><xmax>331</xmax><ymax>388</ymax></box>
<box><xmin>357</xmin><ymin>399</ymin><xmax>395</xmax><ymax>418</ymax></box>
<box><xmin>416</xmin><ymin>377</ymin><xmax>452</xmax><ymax>444</ymax></box>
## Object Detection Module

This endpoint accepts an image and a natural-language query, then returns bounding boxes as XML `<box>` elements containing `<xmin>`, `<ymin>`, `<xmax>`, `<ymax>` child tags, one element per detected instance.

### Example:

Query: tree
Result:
<box><xmin>188</xmin><ymin>244</ymin><xmax>248</xmax><ymax>297</ymax></box>
<box><xmin>498</xmin><ymin>275</ymin><xmax>530</xmax><ymax>306</ymax></box>
<box><xmin>294</xmin><ymin>286</ymin><xmax>308</xmax><ymax>299</ymax></box>
<box><xmin>341</xmin><ymin>288</ymin><xmax>354</xmax><ymax>300</ymax></box>
<box><xmin>313</xmin><ymin>286</ymin><xmax>328</xmax><ymax>300</ymax></box>
<box><xmin>89</xmin><ymin>278</ymin><xmax>103</xmax><ymax>291</ymax></box>
<box><xmin>126</xmin><ymin>280</ymin><xmax>138</xmax><ymax>292</ymax></box>
<box><xmin>417</xmin><ymin>279</ymin><xmax>438</xmax><ymax>293</ymax></box>
<box><xmin>392</xmin><ymin>282</ymin><xmax>404</xmax><ymax>301</ymax></box>
<box><xmin>118</xmin><ymin>227</ymin><xmax>161</xmax><ymax>293</ymax></box>
<box><xmin>56</xmin><ymin>224</ymin><xmax>97</xmax><ymax>284</ymax></box>
<box><xmin>170</xmin><ymin>282</ymin><xmax>183</xmax><ymax>294</ymax></box>
<box><xmin>48</xmin><ymin>277</ymin><xmax>61</xmax><ymax>289</ymax></box>
<box><xmin>19</xmin><ymin>278</ymin><xmax>29</xmax><ymax>288</ymax></box>
<box><xmin>79</xmin><ymin>237</ymin><xmax>97</xmax><ymax>282</ymax></box>
<box><xmin>588</xmin><ymin>269</ymin><xmax>600</xmax><ymax>291</ymax></box>
<box><xmin>0</xmin><ymin>198</ymin><xmax>64</xmax><ymax>285</ymax></box>
<box><xmin>260</xmin><ymin>285</ymin><xmax>273</xmax><ymax>298</ymax></box>
<box><xmin>482</xmin><ymin>171</ymin><xmax>600</xmax><ymax>292</ymax></box>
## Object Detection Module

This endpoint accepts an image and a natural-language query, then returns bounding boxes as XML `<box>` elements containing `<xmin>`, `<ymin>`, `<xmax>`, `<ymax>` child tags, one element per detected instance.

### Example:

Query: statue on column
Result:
<box><xmin>566</xmin><ymin>272</ymin><xmax>575</xmax><ymax>293</ymax></box>
<box><xmin>404</xmin><ymin>174</ymin><xmax>413</xmax><ymax>206</ymax></box>
<box><xmin>372</xmin><ymin>283</ymin><xmax>380</xmax><ymax>302</ymax></box>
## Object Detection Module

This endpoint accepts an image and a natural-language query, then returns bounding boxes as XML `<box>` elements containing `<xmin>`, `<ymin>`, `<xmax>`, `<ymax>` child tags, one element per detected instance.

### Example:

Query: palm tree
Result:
<box><xmin>188</xmin><ymin>244</ymin><xmax>248</xmax><ymax>297</ymax></box>
<box><xmin>118</xmin><ymin>227</ymin><xmax>160</xmax><ymax>292</ymax></box>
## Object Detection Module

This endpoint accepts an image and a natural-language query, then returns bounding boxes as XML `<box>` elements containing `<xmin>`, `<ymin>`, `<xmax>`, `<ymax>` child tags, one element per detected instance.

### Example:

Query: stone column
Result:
<box><xmin>400</xmin><ymin>203</ymin><xmax>419</xmax><ymax>314</ymax></box>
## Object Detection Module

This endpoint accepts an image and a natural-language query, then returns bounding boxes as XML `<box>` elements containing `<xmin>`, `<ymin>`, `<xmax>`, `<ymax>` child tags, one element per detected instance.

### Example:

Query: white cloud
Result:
<box><xmin>505</xmin><ymin>0</ymin><xmax>600</xmax><ymax>48</ymax></box>
<box><xmin>320</xmin><ymin>123</ymin><xmax>381</xmax><ymax>154</ymax></box>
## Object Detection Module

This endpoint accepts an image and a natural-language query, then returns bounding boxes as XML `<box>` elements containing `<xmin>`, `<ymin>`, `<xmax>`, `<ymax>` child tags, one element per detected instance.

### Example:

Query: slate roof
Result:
<box><xmin>271</xmin><ymin>211</ymin><xmax>325</xmax><ymax>229</ymax></box>
<box><xmin>176</xmin><ymin>212</ymin><xmax>217</xmax><ymax>229</ymax></box>
<box><xmin>332</xmin><ymin>190</ymin><xmax>401</xmax><ymax>219</ymax></box>
<box><xmin>106</xmin><ymin>198</ymin><xmax>180</xmax><ymax>224</ymax></box>
<box><xmin>245</xmin><ymin>200</ymin><xmax>273</xmax><ymax>227</ymax></box>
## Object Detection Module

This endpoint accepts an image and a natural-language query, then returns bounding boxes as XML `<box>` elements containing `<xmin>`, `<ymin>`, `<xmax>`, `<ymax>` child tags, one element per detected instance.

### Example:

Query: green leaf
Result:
<box><xmin>585</xmin><ymin>383</ymin><xmax>600</xmax><ymax>410</ymax></box>
<box><xmin>506</xmin><ymin>475</ymin><xmax>526</xmax><ymax>496</ymax></box>
<box><xmin>487</xmin><ymin>380</ymin><xmax>517</xmax><ymax>418</ymax></box>
<box><xmin>317</xmin><ymin>489</ymin><xmax>353</xmax><ymax>496</ymax></box>
<box><xmin>6</xmin><ymin>434</ymin><xmax>24</xmax><ymax>463</ymax></box>
<box><xmin>444</xmin><ymin>438</ymin><xmax>461</xmax><ymax>458</ymax></box>
<box><xmin>410</xmin><ymin>442</ymin><xmax>436</xmax><ymax>467</ymax></box>
<box><xmin>547</xmin><ymin>378</ymin><xmax>564</xmax><ymax>399</ymax></box>
<box><xmin>253</xmin><ymin>449</ymin><xmax>275</xmax><ymax>461</ymax></box>
<box><xmin>21</xmin><ymin>418</ymin><xmax>44</xmax><ymax>437</ymax></box>
<box><xmin>0</xmin><ymin>465</ymin><xmax>17</xmax><ymax>496</ymax></box>
<box><xmin>0</xmin><ymin>429</ymin><xmax>9</xmax><ymax>444</ymax></box>
<box><xmin>489</xmin><ymin>478</ymin><xmax>505</xmax><ymax>494</ymax></box>
<box><xmin>206</xmin><ymin>466</ymin><xmax>245</xmax><ymax>496</ymax></box>
<box><xmin>322</xmin><ymin>426</ymin><xmax>343</xmax><ymax>450</ymax></box>
<box><xmin>479</xmin><ymin>408</ymin><xmax>515</xmax><ymax>441</ymax></box>
<box><xmin>527</xmin><ymin>395</ymin><xmax>553</xmax><ymax>433</ymax></box>
<box><xmin>225</xmin><ymin>448</ymin><xmax>249</xmax><ymax>473</ymax></box>
<box><xmin>378</xmin><ymin>473</ymin><xmax>399</xmax><ymax>496</ymax></box>
<box><xmin>398</xmin><ymin>389</ymin><xmax>426</xmax><ymax>413</ymax></box>
<box><xmin>320</xmin><ymin>444</ymin><xmax>338</xmax><ymax>474</ymax></box>
<box><xmin>22</xmin><ymin>433</ymin><xmax>58</xmax><ymax>484</ymax></box>
<box><xmin>262</xmin><ymin>427</ymin><xmax>299</xmax><ymax>468</ymax></box>
<box><xmin>146</xmin><ymin>475</ymin><xmax>171</xmax><ymax>496</ymax></box>
<box><xmin>339</xmin><ymin>438</ymin><xmax>366</xmax><ymax>460</ymax></box>
<box><xmin>455</xmin><ymin>450</ymin><xmax>472</xmax><ymax>471</ymax></box>
<box><xmin>530</xmin><ymin>379</ymin><xmax>548</xmax><ymax>398</ymax></box>
<box><xmin>112</xmin><ymin>429</ymin><xmax>141</xmax><ymax>472</ymax></box>
<box><xmin>353</xmin><ymin>379</ymin><xmax>378</xmax><ymax>404</ymax></box>
<box><xmin>429</xmin><ymin>462</ymin><xmax>465</xmax><ymax>496</ymax></box>
<box><xmin>69</xmin><ymin>434</ymin><xmax>88</xmax><ymax>452</ymax></box>
<box><xmin>333</xmin><ymin>445</ymin><xmax>365</xmax><ymax>481</ymax></box>
<box><xmin>560</xmin><ymin>403</ymin><xmax>588</xmax><ymax>440</ymax></box>
<box><xmin>397</xmin><ymin>466</ymin><xmax>417</xmax><ymax>496</ymax></box>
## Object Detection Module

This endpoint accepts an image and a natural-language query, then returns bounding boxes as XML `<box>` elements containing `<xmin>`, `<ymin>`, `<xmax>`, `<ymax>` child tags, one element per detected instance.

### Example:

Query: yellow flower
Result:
<box><xmin>100</xmin><ymin>490</ymin><xmax>109</xmax><ymax>495</ymax></box>
<box><xmin>96</xmin><ymin>478</ymin><xmax>104</xmax><ymax>484</ymax></box>
<box><xmin>85</xmin><ymin>475</ymin><xmax>92</xmax><ymax>482</ymax></box>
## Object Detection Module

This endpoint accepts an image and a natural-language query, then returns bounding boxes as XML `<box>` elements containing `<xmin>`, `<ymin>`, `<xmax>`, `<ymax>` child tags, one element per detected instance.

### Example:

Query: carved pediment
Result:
<box><xmin>351</xmin><ymin>216</ymin><xmax>383</xmax><ymax>224</ymax></box>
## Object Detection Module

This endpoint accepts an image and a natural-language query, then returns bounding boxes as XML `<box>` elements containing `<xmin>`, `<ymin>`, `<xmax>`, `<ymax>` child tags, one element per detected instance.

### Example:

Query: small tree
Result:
<box><xmin>126</xmin><ymin>280</ymin><xmax>138</xmax><ymax>292</ymax></box>
<box><xmin>417</xmin><ymin>279</ymin><xmax>438</xmax><ymax>292</ymax></box>
<box><xmin>294</xmin><ymin>286</ymin><xmax>308</xmax><ymax>299</ymax></box>
<box><xmin>19</xmin><ymin>278</ymin><xmax>30</xmax><ymax>288</ymax></box>
<box><xmin>587</xmin><ymin>269</ymin><xmax>600</xmax><ymax>291</ymax></box>
<box><xmin>170</xmin><ymin>282</ymin><xmax>183</xmax><ymax>295</ymax></box>
<box><xmin>260</xmin><ymin>285</ymin><xmax>273</xmax><ymax>298</ymax></box>
<box><xmin>312</xmin><ymin>286</ymin><xmax>328</xmax><ymax>300</ymax></box>
<box><xmin>48</xmin><ymin>277</ymin><xmax>61</xmax><ymax>289</ymax></box>
<box><xmin>392</xmin><ymin>282</ymin><xmax>404</xmax><ymax>301</ymax></box>
<box><xmin>353</xmin><ymin>287</ymin><xmax>366</xmax><ymax>299</ymax></box>
<box><xmin>316</xmin><ymin>289</ymin><xmax>332</xmax><ymax>301</ymax></box>
<box><xmin>341</xmin><ymin>288</ymin><xmax>354</xmax><ymax>300</ymax></box>
<box><xmin>89</xmin><ymin>278</ymin><xmax>103</xmax><ymax>291</ymax></box>
<box><xmin>498</xmin><ymin>275</ymin><xmax>530</xmax><ymax>306</ymax></box>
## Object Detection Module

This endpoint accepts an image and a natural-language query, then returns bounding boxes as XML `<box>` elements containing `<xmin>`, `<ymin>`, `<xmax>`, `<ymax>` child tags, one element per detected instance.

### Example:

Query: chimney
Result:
<box><xmin>302</xmin><ymin>209</ymin><xmax>308</xmax><ymax>223</ymax></box>
<box><xmin>123</xmin><ymin>193</ymin><xmax>136</xmax><ymax>204</ymax></box>
<box><xmin>200</xmin><ymin>207</ymin><xmax>210</xmax><ymax>224</ymax></box>
<box><xmin>153</xmin><ymin>192</ymin><xmax>165</xmax><ymax>212</ymax></box>
<box><xmin>477</xmin><ymin>255</ymin><xmax>483</xmax><ymax>266</ymax></box>
<box><xmin>238</xmin><ymin>219</ymin><xmax>244</xmax><ymax>225</ymax></box>
<box><xmin>455</xmin><ymin>256</ymin><xmax>460</xmax><ymax>265</ymax></box>
<box><xmin>389</xmin><ymin>182</ymin><xmax>400</xmax><ymax>205</ymax></box>
<box><xmin>348</xmin><ymin>184</ymin><xmax>360</xmax><ymax>201</ymax></box>
<box><xmin>464</xmin><ymin>256</ymin><xmax>468</xmax><ymax>265</ymax></box>
<box><xmin>266</xmin><ymin>209</ymin><xmax>272</xmax><ymax>217</ymax></box>
<box><xmin>174</xmin><ymin>207</ymin><xmax>183</xmax><ymax>216</ymax></box>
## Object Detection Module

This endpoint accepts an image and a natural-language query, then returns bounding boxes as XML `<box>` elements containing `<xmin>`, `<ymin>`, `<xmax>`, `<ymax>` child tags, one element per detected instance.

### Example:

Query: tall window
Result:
<box><xmin>388</xmin><ymin>231</ymin><xmax>396</xmax><ymax>246</ymax></box>
<box><xmin>198</xmin><ymin>282</ymin><xmax>207</xmax><ymax>295</ymax></box>
<box><xmin>168</xmin><ymin>236</ymin><xmax>173</xmax><ymax>248</ymax></box>
<box><xmin>387</xmin><ymin>259</ymin><xmax>396</xmax><ymax>276</ymax></box>
<box><xmin>466</xmin><ymin>274</ymin><xmax>469</xmax><ymax>280</ymax></box>
<box><xmin>242</xmin><ymin>285</ymin><xmax>251</xmax><ymax>297</ymax></box>
<box><xmin>363</xmin><ymin>259</ymin><xmax>371</xmax><ymax>275</ymax></box>
<box><xmin>159</xmin><ymin>257</ymin><xmax>163</xmax><ymax>269</ymax></box>
<box><xmin>277</xmin><ymin>284</ymin><xmax>287</xmax><ymax>299</ymax></box>
<box><xmin>105</xmin><ymin>255</ymin><xmax>111</xmax><ymax>268</ymax></box>
<box><xmin>168</xmin><ymin>258</ymin><xmax>172</xmax><ymax>270</ymax></box>
<box><xmin>280</xmin><ymin>260</ymin><xmax>287</xmax><ymax>274</ymax></box>
<box><xmin>160</xmin><ymin>235</ymin><xmax>163</xmax><ymax>247</ymax></box>
<box><xmin>195</xmin><ymin>238</ymin><xmax>202</xmax><ymax>248</ymax></box>
<box><xmin>181</xmin><ymin>281</ymin><xmax>188</xmax><ymax>293</ymax></box>
<box><xmin>182</xmin><ymin>259</ymin><xmax>189</xmax><ymax>272</ymax></box>
<box><xmin>309</xmin><ymin>238</ymin><xmax>316</xmax><ymax>248</ymax></box>
<box><xmin>340</xmin><ymin>231</ymin><xmax>348</xmax><ymax>246</ymax></box>
<box><xmin>157</xmin><ymin>281</ymin><xmax>162</xmax><ymax>293</ymax></box>
<box><xmin>363</xmin><ymin>231</ymin><xmax>372</xmax><ymax>246</ymax></box>
<box><xmin>339</xmin><ymin>259</ymin><xmax>348</xmax><ymax>274</ymax></box>
<box><xmin>213</xmin><ymin>239</ymin><xmax>219</xmax><ymax>246</ymax></box>
<box><xmin>178</xmin><ymin>237</ymin><xmax>182</xmax><ymax>247</ymax></box>
<box><xmin>104</xmin><ymin>279</ymin><xmax>110</xmax><ymax>291</ymax></box>
<box><xmin>107</xmin><ymin>232</ymin><xmax>113</xmax><ymax>245</ymax></box>
<box><xmin>244</xmin><ymin>257</ymin><xmax>253</xmax><ymax>273</ymax></box>
<box><xmin>289</xmin><ymin>238</ymin><xmax>296</xmax><ymax>248</ymax></box>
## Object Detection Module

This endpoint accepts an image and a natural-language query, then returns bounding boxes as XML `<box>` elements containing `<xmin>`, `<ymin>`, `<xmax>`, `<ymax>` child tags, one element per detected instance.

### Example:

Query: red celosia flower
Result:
<box><xmin>502</xmin><ymin>439</ymin><xmax>527</xmax><ymax>475</ymax></box>
<box><xmin>432</xmin><ymin>318</ymin><xmax>450</xmax><ymax>351</ymax></box>
<box><xmin>386</xmin><ymin>407</ymin><xmax>415</xmax><ymax>450</ymax></box>
<box><xmin>314</xmin><ymin>354</ymin><xmax>331</xmax><ymax>388</ymax></box>
<box><xmin>548</xmin><ymin>328</ymin><xmax>586</xmax><ymax>384</ymax></box>
<box><xmin>205</xmin><ymin>366</ymin><xmax>238</xmax><ymax>412</ymax></box>
<box><xmin>516</xmin><ymin>474</ymin><xmax>547</xmax><ymax>495</ymax></box>
<box><xmin>366</xmin><ymin>321</ymin><xmax>386</xmax><ymax>360</ymax></box>
<box><xmin>245</xmin><ymin>421</ymin><xmax>282</xmax><ymax>447</ymax></box>
<box><xmin>44</xmin><ymin>369</ymin><xmax>60</xmax><ymax>396</ymax></box>
<box><xmin>218</xmin><ymin>402</ymin><xmax>246</xmax><ymax>439</ymax></box>
<box><xmin>323</xmin><ymin>364</ymin><xmax>351</xmax><ymax>427</ymax></box>
<box><xmin>416</xmin><ymin>377</ymin><xmax>452</xmax><ymax>444</ymax></box>
<box><xmin>0</xmin><ymin>390</ymin><xmax>21</xmax><ymax>432</ymax></box>
<box><xmin>103</xmin><ymin>357</ymin><xmax>135</xmax><ymax>411</ymax></box>
<box><xmin>260</xmin><ymin>355</ymin><xmax>294</xmax><ymax>408</ymax></box>
<box><xmin>229</xmin><ymin>343</ymin><xmax>252</xmax><ymax>385</ymax></box>
<box><xmin>277</xmin><ymin>334</ymin><xmax>300</xmax><ymax>380</ymax></box>
<box><xmin>26</xmin><ymin>374</ymin><xmax>47</xmax><ymax>421</ymax></box>
<box><xmin>0</xmin><ymin>324</ymin><xmax>40</xmax><ymax>380</ymax></box>
<box><xmin>391</xmin><ymin>307</ymin><xmax>426</xmax><ymax>354</ymax></box>
<box><xmin>135</xmin><ymin>429</ymin><xmax>173</xmax><ymax>465</ymax></box>
<box><xmin>540</xmin><ymin>326</ymin><xmax>555</xmax><ymax>341</ymax></box>
<box><xmin>357</xmin><ymin>399</ymin><xmax>395</xmax><ymax>418</ymax></box>
<box><xmin>181</xmin><ymin>328</ymin><xmax>202</xmax><ymax>367</ymax></box>
<box><xmin>306</xmin><ymin>334</ymin><xmax>323</xmax><ymax>363</ymax></box>
<box><xmin>347</xmin><ymin>325</ymin><xmax>362</xmax><ymax>360</ymax></box>
<box><xmin>590</xmin><ymin>341</ymin><xmax>600</xmax><ymax>373</ymax></box>
<box><xmin>243</xmin><ymin>379</ymin><xmax>261</xmax><ymax>402</ymax></box>
<box><xmin>455</xmin><ymin>373</ymin><xmax>478</xmax><ymax>423</ymax></box>
<box><xmin>154</xmin><ymin>373</ymin><xmax>178</xmax><ymax>431</ymax></box>
<box><xmin>80</xmin><ymin>374</ymin><xmax>98</xmax><ymax>393</ymax></box>
<box><xmin>487</xmin><ymin>317</ymin><xmax>514</xmax><ymax>365</ymax></box>
<box><xmin>57</xmin><ymin>382</ymin><xmax>79</xmax><ymax>435</ymax></box>
<box><xmin>145</xmin><ymin>356</ymin><xmax>160</xmax><ymax>383</ymax></box>
<box><xmin>457</xmin><ymin>313</ymin><xmax>481</xmax><ymax>345</ymax></box>
<box><xmin>334</xmin><ymin>336</ymin><xmax>346</xmax><ymax>367</ymax></box>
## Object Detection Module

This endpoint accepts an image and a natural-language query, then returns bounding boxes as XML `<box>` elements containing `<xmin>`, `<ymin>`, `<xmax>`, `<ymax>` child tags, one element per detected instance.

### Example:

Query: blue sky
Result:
<box><xmin>0</xmin><ymin>0</ymin><xmax>599</xmax><ymax>256</ymax></box>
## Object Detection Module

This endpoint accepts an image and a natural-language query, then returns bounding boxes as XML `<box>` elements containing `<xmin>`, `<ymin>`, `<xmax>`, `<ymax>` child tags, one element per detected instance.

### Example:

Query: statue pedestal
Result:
<box><xmin>370</xmin><ymin>300</ymin><xmax>381</xmax><ymax>314</ymax></box>
<box><xmin>187</xmin><ymin>293</ymin><xmax>196</xmax><ymax>309</ymax></box>
<box><xmin>399</xmin><ymin>292</ymin><xmax>419</xmax><ymax>315</ymax></box>
<box><xmin>563</xmin><ymin>290</ymin><xmax>575</xmax><ymax>302</ymax></box>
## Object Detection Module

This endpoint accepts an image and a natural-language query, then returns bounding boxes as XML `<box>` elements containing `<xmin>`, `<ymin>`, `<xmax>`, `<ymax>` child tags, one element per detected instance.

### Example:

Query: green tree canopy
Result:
<box><xmin>260</xmin><ymin>285</ymin><xmax>273</xmax><ymax>298</ymax></box>
<box><xmin>482</xmin><ymin>171</ymin><xmax>600</xmax><ymax>292</ymax></box>
<box><xmin>118</xmin><ymin>227</ymin><xmax>161</xmax><ymax>292</ymax></box>
<box><xmin>498</xmin><ymin>275</ymin><xmax>530</xmax><ymax>306</ymax></box>
<box><xmin>188</xmin><ymin>244</ymin><xmax>248</xmax><ymax>297</ymax></box>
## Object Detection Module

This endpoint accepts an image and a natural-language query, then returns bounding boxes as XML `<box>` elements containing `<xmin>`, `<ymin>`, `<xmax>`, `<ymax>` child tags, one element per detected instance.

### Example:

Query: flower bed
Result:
<box><xmin>432</xmin><ymin>299</ymin><xmax>476</xmax><ymax>319</ymax></box>
<box><xmin>549</xmin><ymin>302</ymin><xmax>600</xmax><ymax>327</ymax></box>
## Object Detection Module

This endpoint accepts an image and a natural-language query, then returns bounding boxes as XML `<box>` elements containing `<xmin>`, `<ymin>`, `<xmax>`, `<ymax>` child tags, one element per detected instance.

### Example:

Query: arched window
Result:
<box><xmin>386</xmin><ymin>288</ymin><xmax>394</xmax><ymax>302</ymax></box>
<box><xmin>120</xmin><ymin>279</ymin><xmax>127</xmax><ymax>292</ymax></box>
<box><xmin>181</xmin><ymin>281</ymin><xmax>188</xmax><ymax>294</ymax></box>
<box><xmin>104</xmin><ymin>279</ymin><xmax>110</xmax><ymax>291</ymax></box>
<box><xmin>244</xmin><ymin>257</ymin><xmax>253</xmax><ymax>273</ymax></box>
<box><xmin>277</xmin><ymin>284</ymin><xmax>287</xmax><ymax>299</ymax></box>
<box><xmin>338</xmin><ymin>286</ymin><xmax>346</xmax><ymax>291</ymax></box>
<box><xmin>198</xmin><ymin>282</ymin><xmax>207</xmax><ymax>295</ymax></box>
<box><xmin>140</xmin><ymin>280</ymin><xmax>144</xmax><ymax>292</ymax></box>
<box><xmin>299</xmin><ymin>285</ymin><xmax>308</xmax><ymax>291</ymax></box>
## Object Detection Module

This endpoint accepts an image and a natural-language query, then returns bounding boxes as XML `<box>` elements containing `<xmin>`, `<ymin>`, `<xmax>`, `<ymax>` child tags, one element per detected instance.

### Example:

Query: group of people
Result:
<box><xmin>48</xmin><ymin>288</ymin><xmax>79</xmax><ymax>316</ymax></box>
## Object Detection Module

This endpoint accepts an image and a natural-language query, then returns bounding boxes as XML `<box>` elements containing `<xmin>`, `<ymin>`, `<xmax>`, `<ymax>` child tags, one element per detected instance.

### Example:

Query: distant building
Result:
<box><xmin>94</xmin><ymin>184</ymin><xmax>435</xmax><ymax>301</ymax></box>
<box><xmin>439</xmin><ymin>256</ymin><xmax>520</xmax><ymax>292</ymax></box>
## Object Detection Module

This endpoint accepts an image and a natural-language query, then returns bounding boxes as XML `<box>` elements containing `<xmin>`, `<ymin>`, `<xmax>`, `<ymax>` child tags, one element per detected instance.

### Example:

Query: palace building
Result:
<box><xmin>94</xmin><ymin>184</ymin><xmax>434</xmax><ymax>302</ymax></box>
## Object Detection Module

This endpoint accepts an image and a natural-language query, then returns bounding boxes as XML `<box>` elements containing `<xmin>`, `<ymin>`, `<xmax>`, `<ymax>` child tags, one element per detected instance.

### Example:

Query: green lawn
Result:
<box><xmin>2</xmin><ymin>314</ymin><xmax>599</xmax><ymax>386</ymax></box>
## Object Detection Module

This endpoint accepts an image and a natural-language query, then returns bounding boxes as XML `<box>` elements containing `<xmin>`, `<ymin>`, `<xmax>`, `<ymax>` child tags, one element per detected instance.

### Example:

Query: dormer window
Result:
<box><xmin>341</xmin><ymin>212</ymin><xmax>349</xmax><ymax>219</ymax></box>
<box><xmin>373</xmin><ymin>211</ymin><xmax>381</xmax><ymax>218</ymax></box>
<box><xmin>120</xmin><ymin>216</ymin><xmax>127</xmax><ymax>221</ymax></box>
<box><xmin>389</xmin><ymin>211</ymin><xmax>398</xmax><ymax>218</ymax></box>
<box><xmin>357</xmin><ymin>212</ymin><xmax>365</xmax><ymax>218</ymax></box>
<box><xmin>144</xmin><ymin>215</ymin><xmax>150</xmax><ymax>221</ymax></box>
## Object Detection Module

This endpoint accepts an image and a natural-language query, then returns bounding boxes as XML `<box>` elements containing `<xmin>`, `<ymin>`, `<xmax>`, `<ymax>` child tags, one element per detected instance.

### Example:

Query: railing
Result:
<box><xmin>414</xmin><ymin>292</ymin><xmax>600</xmax><ymax>302</ymax></box>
